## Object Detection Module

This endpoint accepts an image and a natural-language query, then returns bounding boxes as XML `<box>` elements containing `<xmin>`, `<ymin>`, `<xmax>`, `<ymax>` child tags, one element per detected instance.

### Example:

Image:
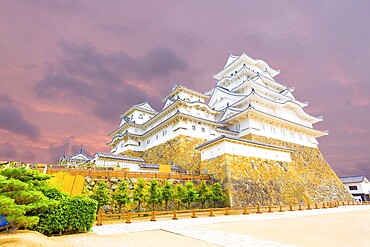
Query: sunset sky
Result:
<box><xmin>1</xmin><ymin>1</ymin><xmax>370</xmax><ymax>178</ymax></box>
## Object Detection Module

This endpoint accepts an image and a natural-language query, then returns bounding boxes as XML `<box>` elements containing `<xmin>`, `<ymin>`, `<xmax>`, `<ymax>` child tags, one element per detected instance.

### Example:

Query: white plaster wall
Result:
<box><xmin>200</xmin><ymin>140</ymin><xmax>292</xmax><ymax>162</ymax></box>
<box><xmin>344</xmin><ymin>182</ymin><xmax>370</xmax><ymax>194</ymax></box>
<box><xmin>176</xmin><ymin>91</ymin><xmax>204</xmax><ymax>103</ymax></box>
<box><xmin>130</xmin><ymin>110</ymin><xmax>154</xmax><ymax>125</ymax></box>
<box><xmin>241</xmin><ymin>118</ymin><xmax>319</xmax><ymax>148</ymax></box>
<box><xmin>94</xmin><ymin>159</ymin><xmax>141</xmax><ymax>171</ymax></box>
<box><xmin>114</xmin><ymin>118</ymin><xmax>220</xmax><ymax>154</ymax></box>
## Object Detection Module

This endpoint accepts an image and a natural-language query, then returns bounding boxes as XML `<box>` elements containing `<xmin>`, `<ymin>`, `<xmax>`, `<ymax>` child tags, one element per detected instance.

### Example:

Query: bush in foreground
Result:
<box><xmin>0</xmin><ymin>168</ymin><xmax>97</xmax><ymax>235</ymax></box>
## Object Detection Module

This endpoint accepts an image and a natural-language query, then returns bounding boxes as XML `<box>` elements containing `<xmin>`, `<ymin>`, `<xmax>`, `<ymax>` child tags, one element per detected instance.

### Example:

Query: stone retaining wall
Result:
<box><xmin>121</xmin><ymin>135</ymin><xmax>206</xmax><ymax>173</ymax></box>
<box><xmin>200</xmin><ymin>134</ymin><xmax>353</xmax><ymax>206</ymax></box>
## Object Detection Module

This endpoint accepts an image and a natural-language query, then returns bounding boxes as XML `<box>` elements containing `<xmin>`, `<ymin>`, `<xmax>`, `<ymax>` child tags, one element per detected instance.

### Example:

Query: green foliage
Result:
<box><xmin>0</xmin><ymin>195</ymin><xmax>38</xmax><ymax>230</ymax></box>
<box><xmin>0</xmin><ymin>168</ymin><xmax>97</xmax><ymax>235</ymax></box>
<box><xmin>161</xmin><ymin>181</ymin><xmax>174</xmax><ymax>210</ymax></box>
<box><xmin>197</xmin><ymin>180</ymin><xmax>211</xmax><ymax>209</ymax></box>
<box><xmin>183</xmin><ymin>181</ymin><xmax>198</xmax><ymax>209</ymax></box>
<box><xmin>112</xmin><ymin>180</ymin><xmax>131</xmax><ymax>212</ymax></box>
<box><xmin>133</xmin><ymin>178</ymin><xmax>147</xmax><ymax>212</ymax></box>
<box><xmin>90</xmin><ymin>181</ymin><xmax>110</xmax><ymax>211</ymax></box>
<box><xmin>173</xmin><ymin>183</ymin><xmax>186</xmax><ymax>210</ymax></box>
<box><xmin>147</xmin><ymin>179</ymin><xmax>162</xmax><ymax>211</ymax></box>
<box><xmin>210</xmin><ymin>182</ymin><xmax>226</xmax><ymax>208</ymax></box>
<box><xmin>0</xmin><ymin>169</ymin><xmax>56</xmax><ymax>231</ymax></box>
<box><xmin>32</xmin><ymin>196</ymin><xmax>98</xmax><ymax>235</ymax></box>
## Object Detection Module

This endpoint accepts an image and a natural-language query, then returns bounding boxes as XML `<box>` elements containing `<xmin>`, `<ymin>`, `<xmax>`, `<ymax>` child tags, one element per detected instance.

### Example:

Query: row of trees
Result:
<box><xmin>90</xmin><ymin>178</ymin><xmax>227</xmax><ymax>213</ymax></box>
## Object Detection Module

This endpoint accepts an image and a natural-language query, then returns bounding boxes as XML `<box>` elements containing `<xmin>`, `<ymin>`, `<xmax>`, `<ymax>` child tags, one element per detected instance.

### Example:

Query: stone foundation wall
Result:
<box><xmin>121</xmin><ymin>135</ymin><xmax>206</xmax><ymax>173</ymax></box>
<box><xmin>201</xmin><ymin>134</ymin><xmax>353</xmax><ymax>206</ymax></box>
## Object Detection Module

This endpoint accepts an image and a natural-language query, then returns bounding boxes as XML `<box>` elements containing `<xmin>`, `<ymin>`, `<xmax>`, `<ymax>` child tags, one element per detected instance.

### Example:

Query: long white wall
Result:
<box><xmin>94</xmin><ymin>159</ymin><xmax>141</xmax><ymax>171</ymax></box>
<box><xmin>113</xmin><ymin>118</ymin><xmax>219</xmax><ymax>155</ymax></box>
<box><xmin>200</xmin><ymin>140</ymin><xmax>292</xmax><ymax>162</ymax></box>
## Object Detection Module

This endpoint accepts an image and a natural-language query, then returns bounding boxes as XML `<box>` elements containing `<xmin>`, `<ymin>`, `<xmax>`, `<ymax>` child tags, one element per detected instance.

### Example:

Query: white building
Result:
<box><xmin>107</xmin><ymin>52</ymin><xmax>353</xmax><ymax>206</ymax></box>
<box><xmin>92</xmin><ymin>152</ymin><xmax>144</xmax><ymax>171</ymax></box>
<box><xmin>108</xmin><ymin>52</ymin><xmax>326</xmax><ymax>162</ymax></box>
<box><xmin>340</xmin><ymin>175</ymin><xmax>370</xmax><ymax>201</ymax></box>
<box><xmin>58</xmin><ymin>149</ymin><xmax>91</xmax><ymax>166</ymax></box>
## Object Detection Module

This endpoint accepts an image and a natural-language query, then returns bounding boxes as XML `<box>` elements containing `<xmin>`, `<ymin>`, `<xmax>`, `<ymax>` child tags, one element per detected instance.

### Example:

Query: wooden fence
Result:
<box><xmin>96</xmin><ymin>201</ymin><xmax>370</xmax><ymax>225</ymax></box>
<box><xmin>35</xmin><ymin>168</ymin><xmax>212</xmax><ymax>180</ymax></box>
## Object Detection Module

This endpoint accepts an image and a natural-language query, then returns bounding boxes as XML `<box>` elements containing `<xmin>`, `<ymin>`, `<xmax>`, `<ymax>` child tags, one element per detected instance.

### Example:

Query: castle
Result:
<box><xmin>108</xmin><ymin>52</ymin><xmax>352</xmax><ymax>206</ymax></box>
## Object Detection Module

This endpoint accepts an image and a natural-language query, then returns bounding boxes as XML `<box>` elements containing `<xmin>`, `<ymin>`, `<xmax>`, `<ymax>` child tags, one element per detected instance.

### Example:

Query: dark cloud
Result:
<box><xmin>34</xmin><ymin>41</ymin><xmax>193</xmax><ymax>120</ymax></box>
<box><xmin>0</xmin><ymin>142</ymin><xmax>36</xmax><ymax>162</ymax></box>
<box><xmin>0</xmin><ymin>94</ymin><xmax>40</xmax><ymax>139</ymax></box>
<box><xmin>0</xmin><ymin>142</ymin><xmax>18</xmax><ymax>160</ymax></box>
<box><xmin>48</xmin><ymin>136</ymin><xmax>93</xmax><ymax>162</ymax></box>
<box><xmin>335</xmin><ymin>161</ymin><xmax>370</xmax><ymax>178</ymax></box>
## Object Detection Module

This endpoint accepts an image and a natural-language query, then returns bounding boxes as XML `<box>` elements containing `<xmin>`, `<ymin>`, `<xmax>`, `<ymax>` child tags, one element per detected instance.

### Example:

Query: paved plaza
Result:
<box><xmin>57</xmin><ymin>205</ymin><xmax>370</xmax><ymax>247</ymax></box>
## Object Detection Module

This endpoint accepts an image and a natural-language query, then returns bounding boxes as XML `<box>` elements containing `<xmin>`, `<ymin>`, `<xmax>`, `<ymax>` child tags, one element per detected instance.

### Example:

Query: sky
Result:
<box><xmin>1</xmin><ymin>0</ymin><xmax>370</xmax><ymax>178</ymax></box>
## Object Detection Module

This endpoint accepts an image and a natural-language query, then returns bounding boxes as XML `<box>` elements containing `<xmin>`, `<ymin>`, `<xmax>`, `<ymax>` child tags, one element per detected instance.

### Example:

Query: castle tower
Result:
<box><xmin>198</xmin><ymin>52</ymin><xmax>352</xmax><ymax>206</ymax></box>
<box><xmin>108</xmin><ymin>52</ymin><xmax>353</xmax><ymax>206</ymax></box>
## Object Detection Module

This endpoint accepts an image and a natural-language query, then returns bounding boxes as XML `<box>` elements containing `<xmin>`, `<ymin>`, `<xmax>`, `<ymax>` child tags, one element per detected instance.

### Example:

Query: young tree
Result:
<box><xmin>173</xmin><ymin>183</ymin><xmax>185</xmax><ymax>210</ymax></box>
<box><xmin>161</xmin><ymin>181</ymin><xmax>174</xmax><ymax>210</ymax></box>
<box><xmin>147</xmin><ymin>178</ymin><xmax>162</xmax><ymax>211</ymax></box>
<box><xmin>183</xmin><ymin>181</ymin><xmax>198</xmax><ymax>209</ymax></box>
<box><xmin>197</xmin><ymin>180</ymin><xmax>211</xmax><ymax>209</ymax></box>
<box><xmin>112</xmin><ymin>180</ymin><xmax>131</xmax><ymax>213</ymax></box>
<box><xmin>133</xmin><ymin>178</ymin><xmax>147</xmax><ymax>212</ymax></box>
<box><xmin>210</xmin><ymin>182</ymin><xmax>226</xmax><ymax>208</ymax></box>
<box><xmin>90</xmin><ymin>182</ymin><xmax>110</xmax><ymax>212</ymax></box>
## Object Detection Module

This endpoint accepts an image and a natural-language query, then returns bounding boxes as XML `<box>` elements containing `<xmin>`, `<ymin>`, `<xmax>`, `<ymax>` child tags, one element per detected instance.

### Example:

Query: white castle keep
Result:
<box><xmin>108</xmin><ymin>52</ymin><xmax>326</xmax><ymax>164</ymax></box>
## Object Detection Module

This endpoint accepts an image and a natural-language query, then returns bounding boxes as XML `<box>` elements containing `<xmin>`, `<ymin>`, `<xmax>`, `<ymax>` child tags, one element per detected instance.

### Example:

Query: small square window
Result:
<box><xmin>349</xmin><ymin>186</ymin><xmax>358</xmax><ymax>190</ymax></box>
<box><xmin>201</xmin><ymin>127</ymin><xmax>205</xmax><ymax>133</ymax></box>
<box><xmin>192</xmin><ymin>125</ymin><xmax>196</xmax><ymax>131</ymax></box>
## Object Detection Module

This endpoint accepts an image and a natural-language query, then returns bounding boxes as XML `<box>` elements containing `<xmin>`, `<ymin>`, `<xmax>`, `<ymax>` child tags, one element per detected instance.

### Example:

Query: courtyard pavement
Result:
<box><xmin>87</xmin><ymin>205</ymin><xmax>370</xmax><ymax>247</ymax></box>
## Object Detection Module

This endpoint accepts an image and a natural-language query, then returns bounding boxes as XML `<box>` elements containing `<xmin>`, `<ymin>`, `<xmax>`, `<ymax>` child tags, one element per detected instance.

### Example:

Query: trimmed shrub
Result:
<box><xmin>32</xmin><ymin>195</ymin><xmax>97</xmax><ymax>235</ymax></box>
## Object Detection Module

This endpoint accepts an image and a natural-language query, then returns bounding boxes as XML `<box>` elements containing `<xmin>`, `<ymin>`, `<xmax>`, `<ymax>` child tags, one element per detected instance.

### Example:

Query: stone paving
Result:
<box><xmin>92</xmin><ymin>205</ymin><xmax>370</xmax><ymax>247</ymax></box>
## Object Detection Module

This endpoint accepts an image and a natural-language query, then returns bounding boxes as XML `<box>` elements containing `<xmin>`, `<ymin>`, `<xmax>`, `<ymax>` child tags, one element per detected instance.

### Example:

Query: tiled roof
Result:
<box><xmin>139</xmin><ymin>163</ymin><xmax>180</xmax><ymax>171</ymax></box>
<box><xmin>95</xmin><ymin>152</ymin><xmax>144</xmax><ymax>162</ymax></box>
<box><xmin>196</xmin><ymin>135</ymin><xmax>293</xmax><ymax>151</ymax></box>
<box><xmin>339</xmin><ymin>175</ymin><xmax>365</xmax><ymax>183</ymax></box>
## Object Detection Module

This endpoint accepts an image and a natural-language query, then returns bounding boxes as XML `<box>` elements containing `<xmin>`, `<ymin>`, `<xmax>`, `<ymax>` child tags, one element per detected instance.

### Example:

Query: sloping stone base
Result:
<box><xmin>201</xmin><ymin>134</ymin><xmax>353</xmax><ymax>206</ymax></box>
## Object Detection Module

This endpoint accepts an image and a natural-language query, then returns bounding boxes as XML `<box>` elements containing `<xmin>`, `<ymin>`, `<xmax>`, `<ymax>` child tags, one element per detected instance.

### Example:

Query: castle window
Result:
<box><xmin>147</xmin><ymin>139</ymin><xmax>150</xmax><ymax>144</ymax></box>
<box><xmin>290</xmin><ymin>132</ymin><xmax>295</xmax><ymax>138</ymax></box>
<box><xmin>163</xmin><ymin>130</ymin><xmax>167</xmax><ymax>136</ymax></box>
<box><xmin>349</xmin><ymin>186</ymin><xmax>358</xmax><ymax>190</ymax></box>
<box><xmin>138</xmin><ymin>114</ymin><xmax>143</xmax><ymax>119</ymax></box>
<box><xmin>156</xmin><ymin>135</ymin><xmax>158</xmax><ymax>140</ymax></box>
<box><xmin>281</xmin><ymin>129</ymin><xmax>286</xmax><ymax>136</ymax></box>
<box><xmin>201</xmin><ymin>127</ymin><xmax>205</xmax><ymax>133</ymax></box>
<box><xmin>192</xmin><ymin>125</ymin><xmax>196</xmax><ymax>131</ymax></box>
<box><xmin>138</xmin><ymin>142</ymin><xmax>141</xmax><ymax>146</ymax></box>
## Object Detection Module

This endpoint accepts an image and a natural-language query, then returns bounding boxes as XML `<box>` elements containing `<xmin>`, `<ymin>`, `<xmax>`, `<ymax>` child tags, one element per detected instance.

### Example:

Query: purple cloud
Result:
<box><xmin>0</xmin><ymin>94</ymin><xmax>40</xmax><ymax>139</ymax></box>
<box><xmin>34</xmin><ymin>41</ymin><xmax>193</xmax><ymax>120</ymax></box>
